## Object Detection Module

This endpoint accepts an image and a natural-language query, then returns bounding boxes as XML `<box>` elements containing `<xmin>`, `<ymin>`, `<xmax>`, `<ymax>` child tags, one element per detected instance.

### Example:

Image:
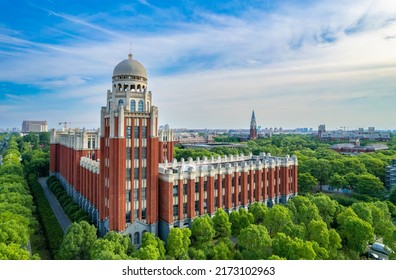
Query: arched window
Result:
<box><xmin>134</xmin><ymin>232</ymin><xmax>140</xmax><ymax>244</ymax></box>
<box><xmin>130</xmin><ymin>100</ymin><xmax>136</xmax><ymax>111</ymax></box>
<box><xmin>118</xmin><ymin>99</ymin><xmax>124</xmax><ymax>107</ymax></box>
<box><xmin>138</xmin><ymin>100</ymin><xmax>144</xmax><ymax>112</ymax></box>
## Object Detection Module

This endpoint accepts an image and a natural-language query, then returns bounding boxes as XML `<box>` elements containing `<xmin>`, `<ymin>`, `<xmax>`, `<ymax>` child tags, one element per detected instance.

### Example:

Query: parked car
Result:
<box><xmin>367</xmin><ymin>251</ymin><xmax>384</xmax><ymax>260</ymax></box>
<box><xmin>371</xmin><ymin>242</ymin><xmax>393</xmax><ymax>256</ymax></box>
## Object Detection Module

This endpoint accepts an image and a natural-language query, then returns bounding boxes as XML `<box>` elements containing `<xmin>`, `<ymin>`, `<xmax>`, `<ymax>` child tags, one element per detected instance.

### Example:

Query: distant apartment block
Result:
<box><xmin>22</xmin><ymin>120</ymin><xmax>48</xmax><ymax>133</ymax></box>
<box><xmin>385</xmin><ymin>159</ymin><xmax>396</xmax><ymax>190</ymax></box>
<box><xmin>318</xmin><ymin>126</ymin><xmax>390</xmax><ymax>141</ymax></box>
<box><xmin>330</xmin><ymin>140</ymin><xmax>388</xmax><ymax>154</ymax></box>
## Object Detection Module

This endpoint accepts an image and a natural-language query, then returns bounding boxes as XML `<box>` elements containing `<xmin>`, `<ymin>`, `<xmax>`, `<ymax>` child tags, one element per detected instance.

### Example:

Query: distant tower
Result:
<box><xmin>250</xmin><ymin>110</ymin><xmax>257</xmax><ymax>140</ymax></box>
<box><xmin>318</xmin><ymin>124</ymin><xmax>326</xmax><ymax>138</ymax></box>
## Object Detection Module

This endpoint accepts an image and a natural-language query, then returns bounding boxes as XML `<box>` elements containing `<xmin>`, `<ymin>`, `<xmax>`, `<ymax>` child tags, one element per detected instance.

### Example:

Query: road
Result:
<box><xmin>38</xmin><ymin>177</ymin><xmax>71</xmax><ymax>233</ymax></box>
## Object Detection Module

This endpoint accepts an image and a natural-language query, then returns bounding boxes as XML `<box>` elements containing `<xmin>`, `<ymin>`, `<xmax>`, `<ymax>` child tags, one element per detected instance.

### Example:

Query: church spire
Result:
<box><xmin>250</xmin><ymin>110</ymin><xmax>257</xmax><ymax>140</ymax></box>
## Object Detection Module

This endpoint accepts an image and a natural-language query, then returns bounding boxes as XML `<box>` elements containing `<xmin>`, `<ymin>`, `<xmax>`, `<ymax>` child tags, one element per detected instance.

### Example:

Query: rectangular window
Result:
<box><xmin>126</xmin><ymin>126</ymin><xmax>131</xmax><ymax>138</ymax></box>
<box><xmin>195</xmin><ymin>182</ymin><xmax>199</xmax><ymax>193</ymax></box>
<box><xmin>134</xmin><ymin>147</ymin><xmax>139</xmax><ymax>159</ymax></box>
<box><xmin>142</xmin><ymin>209</ymin><xmax>146</xmax><ymax>220</ymax></box>
<box><xmin>183</xmin><ymin>203</ymin><xmax>187</xmax><ymax>213</ymax></box>
<box><xmin>142</xmin><ymin>167</ymin><xmax>147</xmax><ymax>179</ymax></box>
<box><xmin>134</xmin><ymin>210</ymin><xmax>138</xmax><ymax>219</ymax></box>
<box><xmin>126</xmin><ymin>168</ymin><xmax>131</xmax><ymax>180</ymax></box>
<box><xmin>126</xmin><ymin>190</ymin><xmax>130</xmax><ymax>202</ymax></box>
<box><xmin>134</xmin><ymin>168</ymin><xmax>139</xmax><ymax>179</ymax></box>
<box><xmin>126</xmin><ymin>147</ymin><xmax>131</xmax><ymax>159</ymax></box>
<box><xmin>126</xmin><ymin>212</ymin><xmax>131</xmax><ymax>223</ymax></box>
<box><xmin>142</xmin><ymin>126</ymin><xmax>147</xmax><ymax>138</ymax></box>
<box><xmin>134</xmin><ymin>189</ymin><xmax>138</xmax><ymax>200</ymax></box>
<box><xmin>142</xmin><ymin>147</ymin><xmax>147</xmax><ymax>159</ymax></box>
<box><xmin>134</xmin><ymin>126</ymin><xmax>139</xmax><ymax>138</ymax></box>
<box><xmin>173</xmin><ymin>205</ymin><xmax>178</xmax><ymax>216</ymax></box>
<box><xmin>204</xmin><ymin>181</ymin><xmax>207</xmax><ymax>192</ymax></box>
<box><xmin>183</xmin><ymin>184</ymin><xmax>187</xmax><ymax>195</ymax></box>
<box><xmin>195</xmin><ymin>201</ymin><xmax>199</xmax><ymax>211</ymax></box>
<box><xmin>173</xmin><ymin>186</ymin><xmax>178</xmax><ymax>197</ymax></box>
<box><xmin>142</xmin><ymin>188</ymin><xmax>146</xmax><ymax>199</ymax></box>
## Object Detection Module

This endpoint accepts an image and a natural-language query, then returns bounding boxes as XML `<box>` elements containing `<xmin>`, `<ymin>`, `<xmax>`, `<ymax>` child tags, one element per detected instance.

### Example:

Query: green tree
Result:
<box><xmin>0</xmin><ymin>219</ymin><xmax>29</xmax><ymax>245</ymax></box>
<box><xmin>298</xmin><ymin>172</ymin><xmax>318</xmax><ymax>193</ymax></box>
<box><xmin>212</xmin><ymin>208</ymin><xmax>231</xmax><ymax>239</ymax></box>
<box><xmin>140</xmin><ymin>232</ymin><xmax>165</xmax><ymax>260</ymax></box>
<box><xmin>166</xmin><ymin>228</ymin><xmax>191</xmax><ymax>260</ymax></box>
<box><xmin>272</xmin><ymin>232</ymin><xmax>316</xmax><ymax>260</ymax></box>
<box><xmin>58</xmin><ymin>221</ymin><xmax>97</xmax><ymax>260</ymax></box>
<box><xmin>340</xmin><ymin>157</ymin><xmax>367</xmax><ymax>176</ymax></box>
<box><xmin>213</xmin><ymin>239</ymin><xmax>234</xmax><ymax>260</ymax></box>
<box><xmin>0</xmin><ymin>243</ymin><xmax>30</xmax><ymax>260</ymax></box>
<box><xmin>229</xmin><ymin>208</ymin><xmax>253</xmax><ymax>236</ymax></box>
<box><xmin>337</xmin><ymin>208</ymin><xmax>374</xmax><ymax>254</ymax></box>
<box><xmin>263</xmin><ymin>204</ymin><xmax>293</xmax><ymax>237</ymax></box>
<box><xmin>328</xmin><ymin>174</ymin><xmax>348</xmax><ymax>192</ymax></box>
<box><xmin>354</xmin><ymin>173</ymin><xmax>386</xmax><ymax>198</ymax></box>
<box><xmin>248</xmin><ymin>202</ymin><xmax>268</xmax><ymax>224</ymax></box>
<box><xmin>191</xmin><ymin>215</ymin><xmax>215</xmax><ymax>245</ymax></box>
<box><xmin>286</xmin><ymin>195</ymin><xmax>321</xmax><ymax>227</ymax></box>
<box><xmin>237</xmin><ymin>224</ymin><xmax>271</xmax><ymax>259</ymax></box>
<box><xmin>311</xmin><ymin>194</ymin><xmax>340</xmax><ymax>227</ymax></box>
<box><xmin>90</xmin><ymin>239</ymin><xmax>131</xmax><ymax>260</ymax></box>
<box><xmin>307</xmin><ymin>219</ymin><xmax>329</xmax><ymax>249</ymax></box>
<box><xmin>188</xmin><ymin>247</ymin><xmax>206</xmax><ymax>260</ymax></box>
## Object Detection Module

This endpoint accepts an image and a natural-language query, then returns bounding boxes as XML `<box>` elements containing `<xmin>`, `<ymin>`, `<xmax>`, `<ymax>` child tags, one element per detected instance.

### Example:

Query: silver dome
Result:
<box><xmin>112</xmin><ymin>54</ymin><xmax>147</xmax><ymax>78</ymax></box>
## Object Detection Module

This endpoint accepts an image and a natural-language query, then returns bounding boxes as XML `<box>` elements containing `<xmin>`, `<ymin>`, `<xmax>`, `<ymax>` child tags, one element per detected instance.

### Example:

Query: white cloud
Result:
<box><xmin>1</xmin><ymin>0</ymin><xmax>396</xmax><ymax>129</ymax></box>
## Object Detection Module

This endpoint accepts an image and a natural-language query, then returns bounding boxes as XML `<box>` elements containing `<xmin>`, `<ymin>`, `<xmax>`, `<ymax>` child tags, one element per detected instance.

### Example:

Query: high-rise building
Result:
<box><xmin>22</xmin><ymin>120</ymin><xmax>48</xmax><ymax>133</ymax></box>
<box><xmin>50</xmin><ymin>53</ymin><xmax>298</xmax><ymax>244</ymax></box>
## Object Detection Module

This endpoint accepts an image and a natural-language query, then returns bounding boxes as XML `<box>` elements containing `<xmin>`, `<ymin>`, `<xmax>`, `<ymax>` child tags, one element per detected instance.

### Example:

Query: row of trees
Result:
<box><xmin>0</xmin><ymin>135</ymin><xmax>37</xmax><ymax>259</ymax></box>
<box><xmin>47</xmin><ymin>176</ymin><xmax>90</xmax><ymax>223</ymax></box>
<box><xmin>57</xmin><ymin>193</ymin><xmax>396</xmax><ymax>260</ymax></box>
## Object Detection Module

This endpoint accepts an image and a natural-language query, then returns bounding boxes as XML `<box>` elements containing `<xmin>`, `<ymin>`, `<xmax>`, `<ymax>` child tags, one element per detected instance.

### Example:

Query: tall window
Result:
<box><xmin>138</xmin><ymin>100</ymin><xmax>144</xmax><ymax>112</ymax></box>
<box><xmin>134</xmin><ymin>232</ymin><xmax>140</xmax><ymax>244</ymax></box>
<box><xmin>134</xmin><ymin>126</ymin><xmax>139</xmax><ymax>138</ymax></box>
<box><xmin>130</xmin><ymin>100</ymin><xmax>136</xmax><ymax>111</ymax></box>
<box><xmin>118</xmin><ymin>99</ymin><xmax>124</xmax><ymax>107</ymax></box>
<box><xmin>126</xmin><ymin>126</ymin><xmax>131</xmax><ymax>138</ymax></box>
<box><xmin>142</xmin><ymin>126</ymin><xmax>147</xmax><ymax>138</ymax></box>
<box><xmin>126</xmin><ymin>168</ymin><xmax>131</xmax><ymax>180</ymax></box>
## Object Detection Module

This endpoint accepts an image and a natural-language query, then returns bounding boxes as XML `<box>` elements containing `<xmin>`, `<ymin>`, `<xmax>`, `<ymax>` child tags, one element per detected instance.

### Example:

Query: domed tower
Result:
<box><xmin>99</xmin><ymin>53</ymin><xmax>159</xmax><ymax>240</ymax></box>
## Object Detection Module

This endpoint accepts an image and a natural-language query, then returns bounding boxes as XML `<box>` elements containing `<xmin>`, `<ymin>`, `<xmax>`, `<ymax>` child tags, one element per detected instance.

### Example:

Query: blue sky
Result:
<box><xmin>1</xmin><ymin>0</ymin><xmax>396</xmax><ymax>130</ymax></box>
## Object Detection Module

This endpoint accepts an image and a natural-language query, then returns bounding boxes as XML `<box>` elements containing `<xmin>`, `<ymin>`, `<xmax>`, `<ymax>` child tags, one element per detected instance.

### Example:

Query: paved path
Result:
<box><xmin>38</xmin><ymin>177</ymin><xmax>71</xmax><ymax>233</ymax></box>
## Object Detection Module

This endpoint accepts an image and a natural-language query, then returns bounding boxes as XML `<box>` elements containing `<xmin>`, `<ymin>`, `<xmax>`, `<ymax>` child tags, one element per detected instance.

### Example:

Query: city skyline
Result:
<box><xmin>1</xmin><ymin>0</ymin><xmax>396</xmax><ymax>130</ymax></box>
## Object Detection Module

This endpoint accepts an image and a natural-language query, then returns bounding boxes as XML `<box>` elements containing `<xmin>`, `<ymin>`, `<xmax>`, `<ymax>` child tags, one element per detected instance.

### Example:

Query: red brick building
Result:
<box><xmin>50</xmin><ymin>54</ymin><xmax>298</xmax><ymax>244</ymax></box>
